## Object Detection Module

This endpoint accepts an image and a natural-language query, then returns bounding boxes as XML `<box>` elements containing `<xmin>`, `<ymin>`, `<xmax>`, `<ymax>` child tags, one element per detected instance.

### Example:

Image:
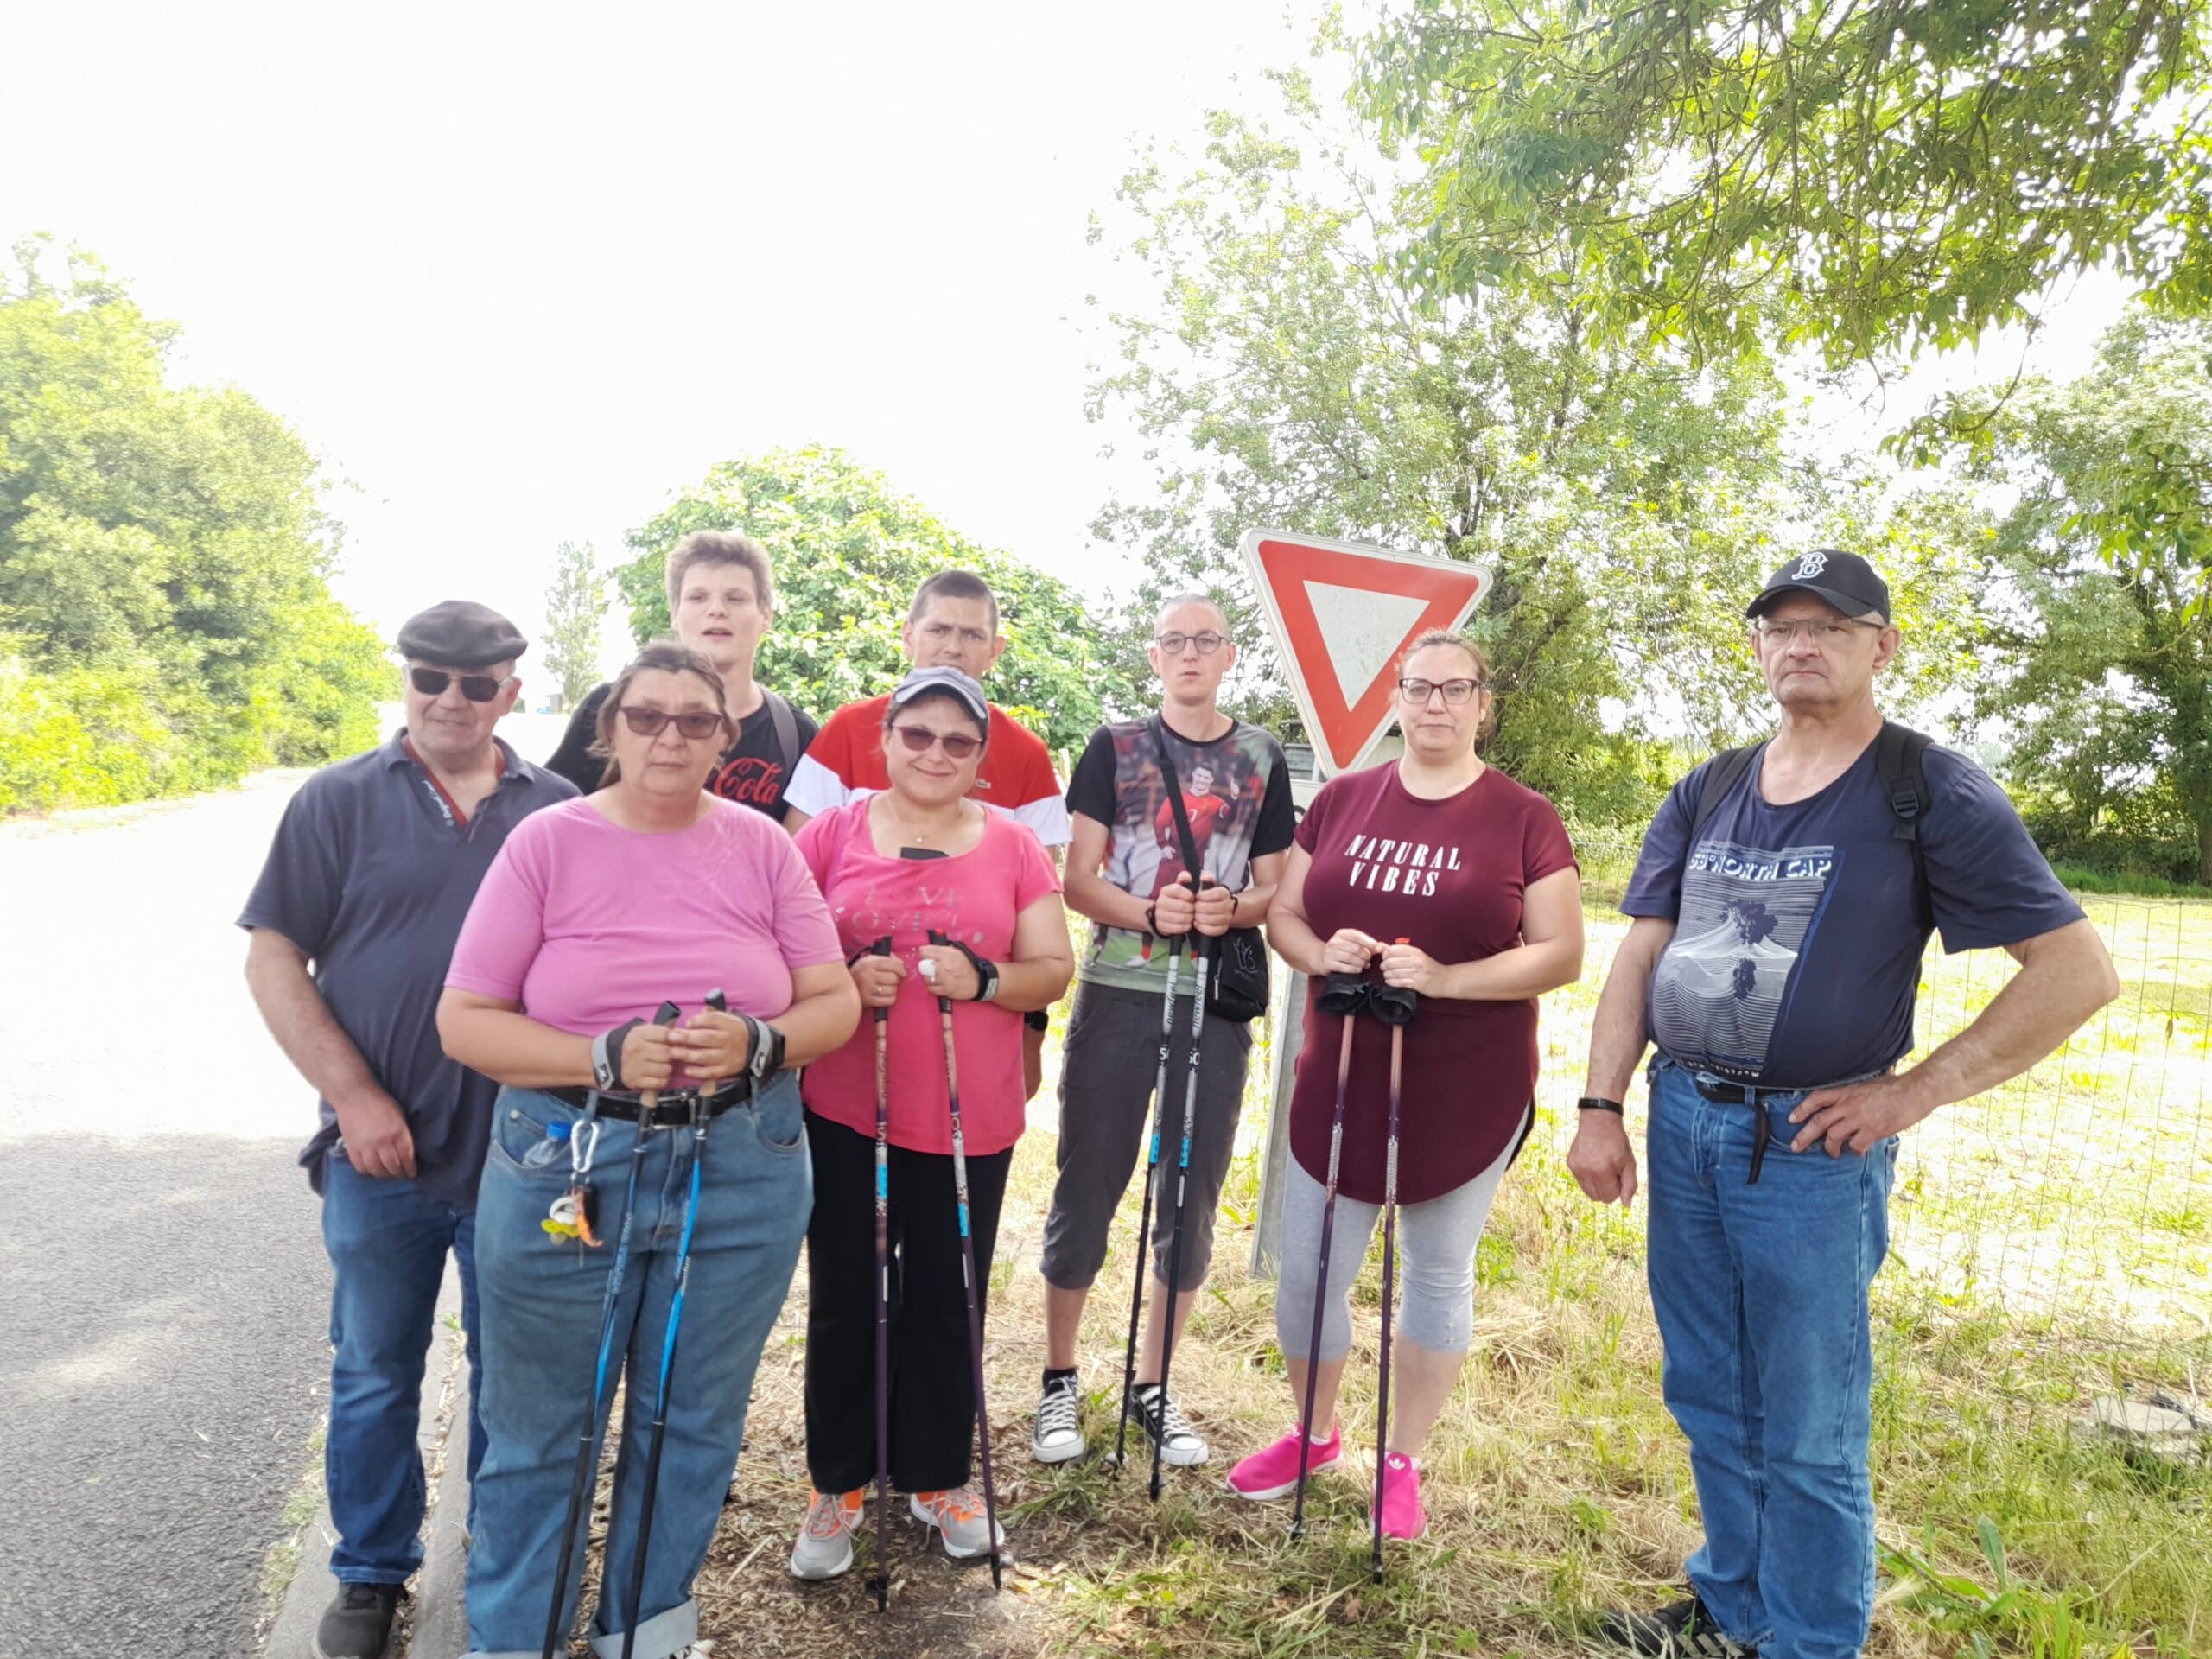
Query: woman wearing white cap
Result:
<box><xmin>786</xmin><ymin>665</ymin><xmax>1073</xmax><ymax>1576</ymax></box>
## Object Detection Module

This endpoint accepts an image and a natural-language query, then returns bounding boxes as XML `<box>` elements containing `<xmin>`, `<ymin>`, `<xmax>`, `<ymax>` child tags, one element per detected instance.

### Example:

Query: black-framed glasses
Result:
<box><xmin>1398</xmin><ymin>676</ymin><xmax>1485</xmax><ymax>706</ymax></box>
<box><xmin>890</xmin><ymin>724</ymin><xmax>983</xmax><ymax>760</ymax></box>
<box><xmin>1154</xmin><ymin>631</ymin><xmax>1229</xmax><ymax>656</ymax></box>
<box><xmin>1751</xmin><ymin>618</ymin><xmax>1880</xmax><ymax>645</ymax></box>
<box><xmin>617</xmin><ymin>705</ymin><xmax>725</xmax><ymax>741</ymax></box>
<box><xmin>408</xmin><ymin>666</ymin><xmax>516</xmax><ymax>702</ymax></box>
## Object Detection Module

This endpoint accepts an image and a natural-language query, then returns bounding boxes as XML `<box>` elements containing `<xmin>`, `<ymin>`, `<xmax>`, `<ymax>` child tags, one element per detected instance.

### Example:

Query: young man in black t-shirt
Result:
<box><xmin>545</xmin><ymin>530</ymin><xmax>816</xmax><ymax>823</ymax></box>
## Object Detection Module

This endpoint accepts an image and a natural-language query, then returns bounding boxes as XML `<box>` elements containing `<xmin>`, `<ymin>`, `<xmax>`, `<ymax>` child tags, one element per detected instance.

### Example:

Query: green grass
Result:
<box><xmin>690</xmin><ymin>891</ymin><xmax>2212</xmax><ymax>1659</ymax></box>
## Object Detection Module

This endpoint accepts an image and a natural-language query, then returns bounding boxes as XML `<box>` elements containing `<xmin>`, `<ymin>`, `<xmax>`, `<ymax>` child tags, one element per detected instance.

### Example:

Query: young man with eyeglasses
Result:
<box><xmin>785</xmin><ymin>569</ymin><xmax>1072</xmax><ymax>1095</ymax></box>
<box><xmin>545</xmin><ymin>530</ymin><xmax>817</xmax><ymax>823</ymax></box>
<box><xmin>238</xmin><ymin>601</ymin><xmax>576</xmax><ymax>1659</ymax></box>
<box><xmin>1031</xmin><ymin>593</ymin><xmax>1294</xmax><ymax>1469</ymax></box>
<box><xmin>1571</xmin><ymin>550</ymin><xmax>2118</xmax><ymax>1659</ymax></box>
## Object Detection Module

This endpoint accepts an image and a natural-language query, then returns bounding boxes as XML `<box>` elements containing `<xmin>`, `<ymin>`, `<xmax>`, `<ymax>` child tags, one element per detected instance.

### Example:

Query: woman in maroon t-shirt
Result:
<box><xmin>1228</xmin><ymin>630</ymin><xmax>1583</xmax><ymax>1539</ymax></box>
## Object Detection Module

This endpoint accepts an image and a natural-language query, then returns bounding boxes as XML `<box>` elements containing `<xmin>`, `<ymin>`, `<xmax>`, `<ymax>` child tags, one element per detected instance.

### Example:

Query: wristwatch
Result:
<box><xmin>743</xmin><ymin>1015</ymin><xmax>786</xmax><ymax>1082</ymax></box>
<box><xmin>1577</xmin><ymin>1096</ymin><xmax>1625</xmax><ymax>1116</ymax></box>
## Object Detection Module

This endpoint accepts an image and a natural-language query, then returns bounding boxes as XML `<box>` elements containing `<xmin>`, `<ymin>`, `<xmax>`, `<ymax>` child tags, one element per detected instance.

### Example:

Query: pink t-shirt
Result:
<box><xmin>792</xmin><ymin>800</ymin><xmax>1061</xmax><ymax>1156</ymax></box>
<box><xmin>447</xmin><ymin>796</ymin><xmax>844</xmax><ymax>1084</ymax></box>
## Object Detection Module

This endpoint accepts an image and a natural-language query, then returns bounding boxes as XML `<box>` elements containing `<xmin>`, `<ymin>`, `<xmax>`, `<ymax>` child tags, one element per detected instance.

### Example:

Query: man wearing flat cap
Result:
<box><xmin>1567</xmin><ymin>551</ymin><xmax>2118</xmax><ymax>1659</ymax></box>
<box><xmin>239</xmin><ymin>600</ymin><xmax>577</xmax><ymax>1659</ymax></box>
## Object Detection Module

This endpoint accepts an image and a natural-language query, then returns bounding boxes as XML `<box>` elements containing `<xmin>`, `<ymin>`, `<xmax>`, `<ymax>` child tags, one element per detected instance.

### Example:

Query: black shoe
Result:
<box><xmin>314</xmin><ymin>1581</ymin><xmax>402</xmax><ymax>1659</ymax></box>
<box><xmin>1598</xmin><ymin>1593</ymin><xmax>1750</xmax><ymax>1658</ymax></box>
<box><xmin>1132</xmin><ymin>1382</ymin><xmax>1211</xmax><ymax>1467</ymax></box>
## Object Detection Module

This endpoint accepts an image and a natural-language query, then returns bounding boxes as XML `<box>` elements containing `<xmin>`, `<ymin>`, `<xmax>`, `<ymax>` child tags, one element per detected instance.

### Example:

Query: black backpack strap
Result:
<box><xmin>1689</xmin><ymin>742</ymin><xmax>1764</xmax><ymax>845</ymax></box>
<box><xmin>1875</xmin><ymin>719</ymin><xmax>1935</xmax><ymax>930</ymax></box>
<box><xmin>761</xmin><ymin>690</ymin><xmax>800</xmax><ymax>774</ymax></box>
<box><xmin>1147</xmin><ymin>715</ymin><xmax>1205</xmax><ymax>875</ymax></box>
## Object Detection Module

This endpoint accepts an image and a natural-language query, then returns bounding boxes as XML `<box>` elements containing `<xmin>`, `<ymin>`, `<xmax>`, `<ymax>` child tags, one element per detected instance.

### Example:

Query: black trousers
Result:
<box><xmin>803</xmin><ymin>1110</ymin><xmax>1012</xmax><ymax>1495</ymax></box>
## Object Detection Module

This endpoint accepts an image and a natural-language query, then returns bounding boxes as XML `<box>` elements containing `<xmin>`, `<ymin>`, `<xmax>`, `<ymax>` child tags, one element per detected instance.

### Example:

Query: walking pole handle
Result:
<box><xmin>639</xmin><ymin>999</ymin><xmax>681</xmax><ymax>1113</ymax></box>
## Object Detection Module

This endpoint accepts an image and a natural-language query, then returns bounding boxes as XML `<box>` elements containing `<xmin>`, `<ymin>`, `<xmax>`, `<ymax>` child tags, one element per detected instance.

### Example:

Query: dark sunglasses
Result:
<box><xmin>617</xmin><ymin>705</ymin><xmax>725</xmax><ymax>741</ymax></box>
<box><xmin>409</xmin><ymin>666</ymin><xmax>516</xmax><ymax>702</ymax></box>
<box><xmin>889</xmin><ymin>724</ymin><xmax>983</xmax><ymax>760</ymax></box>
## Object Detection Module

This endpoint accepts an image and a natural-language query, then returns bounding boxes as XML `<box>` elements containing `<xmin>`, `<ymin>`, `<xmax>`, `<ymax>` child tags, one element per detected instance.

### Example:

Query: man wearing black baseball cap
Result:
<box><xmin>1567</xmin><ymin>552</ymin><xmax>2118</xmax><ymax>1659</ymax></box>
<box><xmin>238</xmin><ymin>599</ymin><xmax>577</xmax><ymax>1659</ymax></box>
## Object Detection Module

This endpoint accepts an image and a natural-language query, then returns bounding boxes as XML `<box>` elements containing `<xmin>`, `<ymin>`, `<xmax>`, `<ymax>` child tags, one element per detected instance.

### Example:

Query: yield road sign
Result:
<box><xmin>1238</xmin><ymin>531</ymin><xmax>1491</xmax><ymax>775</ymax></box>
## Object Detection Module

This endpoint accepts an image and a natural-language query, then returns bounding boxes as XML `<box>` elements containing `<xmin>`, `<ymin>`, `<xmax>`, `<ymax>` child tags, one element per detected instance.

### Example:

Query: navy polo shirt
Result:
<box><xmin>238</xmin><ymin>728</ymin><xmax>579</xmax><ymax>1210</ymax></box>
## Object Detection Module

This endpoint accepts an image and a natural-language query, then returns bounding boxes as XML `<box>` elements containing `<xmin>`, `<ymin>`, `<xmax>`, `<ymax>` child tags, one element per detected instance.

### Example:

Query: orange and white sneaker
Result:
<box><xmin>909</xmin><ymin>1485</ymin><xmax>1007</xmax><ymax>1560</ymax></box>
<box><xmin>789</xmin><ymin>1487</ymin><xmax>865</xmax><ymax>1580</ymax></box>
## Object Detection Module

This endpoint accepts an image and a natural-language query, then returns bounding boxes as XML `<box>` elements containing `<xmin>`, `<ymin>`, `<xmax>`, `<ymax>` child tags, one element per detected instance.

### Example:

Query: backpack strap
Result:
<box><xmin>760</xmin><ymin>690</ymin><xmax>800</xmax><ymax>775</ymax></box>
<box><xmin>1689</xmin><ymin>742</ymin><xmax>1764</xmax><ymax>845</ymax></box>
<box><xmin>1875</xmin><ymin>719</ymin><xmax>1935</xmax><ymax>931</ymax></box>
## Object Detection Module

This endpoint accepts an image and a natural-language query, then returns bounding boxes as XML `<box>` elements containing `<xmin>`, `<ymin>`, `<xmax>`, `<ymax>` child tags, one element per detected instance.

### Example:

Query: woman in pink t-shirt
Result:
<box><xmin>785</xmin><ymin>665</ymin><xmax>1071</xmax><ymax>1580</ymax></box>
<box><xmin>1226</xmin><ymin>630</ymin><xmax>1585</xmax><ymax>1542</ymax></box>
<box><xmin>436</xmin><ymin>641</ymin><xmax>859</xmax><ymax>1657</ymax></box>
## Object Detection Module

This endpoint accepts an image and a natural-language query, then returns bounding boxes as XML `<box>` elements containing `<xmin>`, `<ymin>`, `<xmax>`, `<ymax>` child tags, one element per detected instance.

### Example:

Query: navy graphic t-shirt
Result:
<box><xmin>1622</xmin><ymin>738</ymin><xmax>2082</xmax><ymax>1088</ymax></box>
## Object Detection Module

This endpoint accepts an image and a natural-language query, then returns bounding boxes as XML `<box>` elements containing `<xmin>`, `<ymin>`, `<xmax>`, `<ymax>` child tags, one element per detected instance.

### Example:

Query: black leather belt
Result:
<box><xmin>544</xmin><ymin>1077</ymin><xmax>753</xmax><ymax>1125</ymax></box>
<box><xmin>1690</xmin><ymin>1076</ymin><xmax>1777</xmax><ymax>1185</ymax></box>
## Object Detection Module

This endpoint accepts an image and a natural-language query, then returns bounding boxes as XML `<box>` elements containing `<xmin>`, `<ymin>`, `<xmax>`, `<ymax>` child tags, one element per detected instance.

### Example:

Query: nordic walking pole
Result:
<box><xmin>543</xmin><ymin>999</ymin><xmax>678</xmax><ymax>1659</ymax></box>
<box><xmin>620</xmin><ymin>990</ymin><xmax>726</xmax><ymax>1659</ymax></box>
<box><xmin>1371</xmin><ymin>945</ymin><xmax>1418</xmax><ymax>1583</ymax></box>
<box><xmin>1110</xmin><ymin>926</ymin><xmax>1185</xmax><ymax>1472</ymax></box>
<box><xmin>1149</xmin><ymin>880</ymin><xmax>1216</xmax><ymax>1502</ymax></box>
<box><xmin>866</xmin><ymin>939</ymin><xmax>894</xmax><ymax>1613</ymax></box>
<box><xmin>926</xmin><ymin>931</ymin><xmax>1003</xmax><ymax>1590</ymax></box>
<box><xmin>1291</xmin><ymin>973</ymin><xmax>1369</xmax><ymax>1540</ymax></box>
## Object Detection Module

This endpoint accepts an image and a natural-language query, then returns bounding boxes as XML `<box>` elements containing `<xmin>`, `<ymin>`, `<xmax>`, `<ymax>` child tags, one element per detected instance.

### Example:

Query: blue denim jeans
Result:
<box><xmin>1645</xmin><ymin>1057</ymin><xmax>1898</xmax><ymax>1659</ymax></box>
<box><xmin>321</xmin><ymin>1149</ymin><xmax>485</xmax><ymax>1584</ymax></box>
<box><xmin>463</xmin><ymin>1077</ymin><xmax>810</xmax><ymax>1659</ymax></box>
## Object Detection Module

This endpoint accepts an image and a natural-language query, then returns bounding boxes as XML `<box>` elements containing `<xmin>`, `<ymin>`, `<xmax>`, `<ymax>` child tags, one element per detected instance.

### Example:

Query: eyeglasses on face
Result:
<box><xmin>889</xmin><ymin>724</ymin><xmax>983</xmax><ymax>760</ymax></box>
<box><xmin>408</xmin><ymin>666</ymin><xmax>516</xmax><ymax>702</ymax></box>
<box><xmin>1752</xmin><ymin>618</ymin><xmax>1880</xmax><ymax>645</ymax></box>
<box><xmin>616</xmin><ymin>705</ymin><xmax>725</xmax><ymax>741</ymax></box>
<box><xmin>1154</xmin><ymin>631</ymin><xmax>1229</xmax><ymax>657</ymax></box>
<box><xmin>1397</xmin><ymin>677</ymin><xmax>1485</xmax><ymax>706</ymax></box>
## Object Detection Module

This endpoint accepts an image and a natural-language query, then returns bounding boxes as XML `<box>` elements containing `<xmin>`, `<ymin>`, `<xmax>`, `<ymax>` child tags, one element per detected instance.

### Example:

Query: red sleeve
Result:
<box><xmin>1293</xmin><ymin>774</ymin><xmax>1339</xmax><ymax>857</ymax></box>
<box><xmin>1008</xmin><ymin>727</ymin><xmax>1062</xmax><ymax>810</ymax></box>
<box><xmin>1522</xmin><ymin>790</ymin><xmax>1580</xmax><ymax>886</ymax></box>
<box><xmin>805</xmin><ymin>704</ymin><xmax>861</xmax><ymax>786</ymax></box>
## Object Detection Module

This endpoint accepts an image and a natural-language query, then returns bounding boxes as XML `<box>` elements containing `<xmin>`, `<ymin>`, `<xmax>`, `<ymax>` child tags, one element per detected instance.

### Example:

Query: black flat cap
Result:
<box><xmin>1745</xmin><ymin>549</ymin><xmax>1890</xmax><ymax>622</ymax></box>
<box><xmin>396</xmin><ymin>600</ymin><xmax>529</xmax><ymax>669</ymax></box>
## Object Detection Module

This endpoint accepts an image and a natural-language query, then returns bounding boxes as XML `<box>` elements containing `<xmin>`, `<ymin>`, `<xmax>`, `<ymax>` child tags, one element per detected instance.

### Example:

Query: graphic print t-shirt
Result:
<box><xmin>1622</xmin><ymin>740</ymin><xmax>2084</xmax><ymax>1088</ymax></box>
<box><xmin>1289</xmin><ymin>762</ymin><xmax>1577</xmax><ymax>1205</ymax></box>
<box><xmin>785</xmin><ymin>694</ymin><xmax>1071</xmax><ymax>848</ymax></box>
<box><xmin>543</xmin><ymin>683</ymin><xmax>818</xmax><ymax>822</ymax></box>
<box><xmin>1065</xmin><ymin>718</ymin><xmax>1295</xmax><ymax>995</ymax></box>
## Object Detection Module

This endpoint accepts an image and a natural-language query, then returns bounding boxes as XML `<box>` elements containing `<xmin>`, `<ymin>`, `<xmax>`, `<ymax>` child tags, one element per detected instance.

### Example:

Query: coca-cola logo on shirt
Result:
<box><xmin>712</xmin><ymin>756</ymin><xmax>785</xmax><ymax>806</ymax></box>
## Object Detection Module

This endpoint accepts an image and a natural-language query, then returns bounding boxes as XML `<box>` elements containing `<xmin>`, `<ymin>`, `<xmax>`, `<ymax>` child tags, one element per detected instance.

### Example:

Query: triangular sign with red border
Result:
<box><xmin>1238</xmin><ymin>531</ymin><xmax>1491</xmax><ymax>776</ymax></box>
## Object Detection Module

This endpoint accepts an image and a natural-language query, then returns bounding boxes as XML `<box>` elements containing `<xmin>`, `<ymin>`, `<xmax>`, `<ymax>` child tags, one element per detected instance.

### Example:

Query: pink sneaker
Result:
<box><xmin>1376</xmin><ymin>1452</ymin><xmax>1426</xmax><ymax>1539</ymax></box>
<box><xmin>1227</xmin><ymin>1423</ymin><xmax>1341</xmax><ymax>1500</ymax></box>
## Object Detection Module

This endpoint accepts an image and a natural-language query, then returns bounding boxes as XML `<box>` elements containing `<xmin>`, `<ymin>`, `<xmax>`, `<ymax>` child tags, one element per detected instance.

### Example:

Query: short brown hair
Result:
<box><xmin>908</xmin><ymin>569</ymin><xmax>998</xmax><ymax>632</ymax></box>
<box><xmin>588</xmin><ymin>639</ymin><xmax>733</xmax><ymax>788</ymax></box>
<box><xmin>1397</xmin><ymin>628</ymin><xmax>1497</xmax><ymax>741</ymax></box>
<box><xmin>664</xmin><ymin>531</ymin><xmax>773</xmax><ymax>616</ymax></box>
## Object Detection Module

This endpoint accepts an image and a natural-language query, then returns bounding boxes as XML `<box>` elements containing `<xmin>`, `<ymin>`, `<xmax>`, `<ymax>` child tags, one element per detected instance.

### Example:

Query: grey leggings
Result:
<box><xmin>1274</xmin><ymin>1108</ymin><xmax>1530</xmax><ymax>1362</ymax></box>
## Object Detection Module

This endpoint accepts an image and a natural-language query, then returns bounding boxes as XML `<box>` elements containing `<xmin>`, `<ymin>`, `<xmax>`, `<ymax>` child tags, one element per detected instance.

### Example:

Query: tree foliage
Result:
<box><xmin>1934</xmin><ymin>311</ymin><xmax>2212</xmax><ymax>880</ymax></box>
<box><xmin>0</xmin><ymin>239</ymin><xmax>385</xmax><ymax>811</ymax></box>
<box><xmin>1087</xmin><ymin>67</ymin><xmax>1982</xmax><ymax>833</ymax></box>
<box><xmin>614</xmin><ymin>446</ymin><xmax>1135</xmax><ymax>754</ymax></box>
<box><xmin>540</xmin><ymin>540</ymin><xmax>604</xmax><ymax>713</ymax></box>
<box><xmin>1356</xmin><ymin>0</ymin><xmax>2212</xmax><ymax>367</ymax></box>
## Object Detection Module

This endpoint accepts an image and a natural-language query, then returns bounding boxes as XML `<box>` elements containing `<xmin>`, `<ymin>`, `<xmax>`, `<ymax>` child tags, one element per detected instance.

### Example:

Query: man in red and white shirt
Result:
<box><xmin>785</xmin><ymin>569</ymin><xmax>1071</xmax><ymax>1091</ymax></box>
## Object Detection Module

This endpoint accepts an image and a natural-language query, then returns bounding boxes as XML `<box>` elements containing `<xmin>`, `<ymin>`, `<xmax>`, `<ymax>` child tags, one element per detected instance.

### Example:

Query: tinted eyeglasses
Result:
<box><xmin>408</xmin><ymin>666</ymin><xmax>516</xmax><ymax>702</ymax></box>
<box><xmin>617</xmin><ymin>706</ymin><xmax>725</xmax><ymax>741</ymax></box>
<box><xmin>889</xmin><ymin>724</ymin><xmax>983</xmax><ymax>760</ymax></box>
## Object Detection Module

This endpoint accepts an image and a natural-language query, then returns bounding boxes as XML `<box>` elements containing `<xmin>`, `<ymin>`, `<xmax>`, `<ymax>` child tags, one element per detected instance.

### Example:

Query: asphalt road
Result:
<box><xmin>0</xmin><ymin>714</ymin><xmax>569</xmax><ymax>1659</ymax></box>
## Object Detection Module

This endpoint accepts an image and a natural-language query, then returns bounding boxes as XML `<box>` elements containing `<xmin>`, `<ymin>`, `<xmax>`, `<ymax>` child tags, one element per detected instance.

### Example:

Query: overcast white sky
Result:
<box><xmin>1</xmin><ymin>1</ymin><xmax>2132</xmax><ymax>685</ymax></box>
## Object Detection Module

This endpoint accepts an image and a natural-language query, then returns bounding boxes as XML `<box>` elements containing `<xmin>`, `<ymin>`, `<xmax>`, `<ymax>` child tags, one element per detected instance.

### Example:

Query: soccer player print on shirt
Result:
<box><xmin>1342</xmin><ymin>834</ymin><xmax>1466</xmax><ymax>897</ymax></box>
<box><xmin>1151</xmin><ymin>762</ymin><xmax>1230</xmax><ymax>899</ymax></box>
<box><xmin>1649</xmin><ymin>838</ymin><xmax>1836</xmax><ymax>1072</ymax></box>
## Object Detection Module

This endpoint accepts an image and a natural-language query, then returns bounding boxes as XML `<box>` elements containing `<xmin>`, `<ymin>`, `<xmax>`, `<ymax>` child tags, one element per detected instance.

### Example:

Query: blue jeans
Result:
<box><xmin>464</xmin><ymin>1077</ymin><xmax>810</xmax><ymax>1659</ymax></box>
<box><xmin>1645</xmin><ymin>1058</ymin><xmax>1898</xmax><ymax>1659</ymax></box>
<box><xmin>321</xmin><ymin>1150</ymin><xmax>485</xmax><ymax>1584</ymax></box>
